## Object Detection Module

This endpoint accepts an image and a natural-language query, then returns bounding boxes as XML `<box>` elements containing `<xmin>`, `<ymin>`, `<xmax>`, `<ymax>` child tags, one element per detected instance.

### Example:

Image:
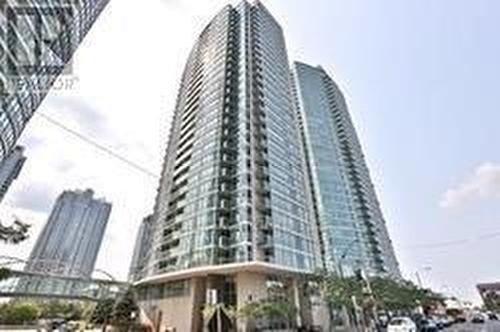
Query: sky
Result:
<box><xmin>1</xmin><ymin>0</ymin><xmax>499</xmax><ymax>304</ymax></box>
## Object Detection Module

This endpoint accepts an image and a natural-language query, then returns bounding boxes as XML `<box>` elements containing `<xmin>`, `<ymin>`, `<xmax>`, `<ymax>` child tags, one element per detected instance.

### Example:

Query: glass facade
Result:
<box><xmin>0</xmin><ymin>145</ymin><xmax>25</xmax><ymax>202</ymax></box>
<box><xmin>141</xmin><ymin>1</ymin><xmax>319</xmax><ymax>279</ymax></box>
<box><xmin>0</xmin><ymin>0</ymin><xmax>109</xmax><ymax>162</ymax></box>
<box><xmin>128</xmin><ymin>215</ymin><xmax>154</xmax><ymax>282</ymax></box>
<box><xmin>291</xmin><ymin>62</ymin><xmax>401</xmax><ymax>278</ymax></box>
<box><xmin>26</xmin><ymin>189</ymin><xmax>112</xmax><ymax>278</ymax></box>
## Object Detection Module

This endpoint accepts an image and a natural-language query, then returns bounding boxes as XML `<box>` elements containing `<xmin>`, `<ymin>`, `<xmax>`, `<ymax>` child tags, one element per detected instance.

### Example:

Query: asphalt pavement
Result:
<box><xmin>444</xmin><ymin>321</ymin><xmax>500</xmax><ymax>332</ymax></box>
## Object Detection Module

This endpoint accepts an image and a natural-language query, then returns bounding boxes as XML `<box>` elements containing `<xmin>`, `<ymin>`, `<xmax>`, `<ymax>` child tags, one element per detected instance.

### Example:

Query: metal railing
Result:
<box><xmin>0</xmin><ymin>256</ymin><xmax>129</xmax><ymax>301</ymax></box>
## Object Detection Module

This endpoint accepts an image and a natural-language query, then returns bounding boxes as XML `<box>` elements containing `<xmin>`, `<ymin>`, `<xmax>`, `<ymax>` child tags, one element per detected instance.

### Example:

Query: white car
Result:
<box><xmin>387</xmin><ymin>317</ymin><xmax>417</xmax><ymax>332</ymax></box>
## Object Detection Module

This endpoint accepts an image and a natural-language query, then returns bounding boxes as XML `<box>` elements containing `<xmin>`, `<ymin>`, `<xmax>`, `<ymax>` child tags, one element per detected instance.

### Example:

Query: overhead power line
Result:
<box><xmin>32</xmin><ymin>112</ymin><xmax>500</xmax><ymax>253</ymax></box>
<box><xmin>404</xmin><ymin>230</ymin><xmax>500</xmax><ymax>250</ymax></box>
<box><xmin>36</xmin><ymin>112</ymin><xmax>159</xmax><ymax>179</ymax></box>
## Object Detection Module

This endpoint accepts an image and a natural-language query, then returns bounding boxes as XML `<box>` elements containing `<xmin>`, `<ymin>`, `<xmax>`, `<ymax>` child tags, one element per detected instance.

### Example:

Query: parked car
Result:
<box><xmin>443</xmin><ymin>316</ymin><xmax>455</xmax><ymax>327</ymax></box>
<box><xmin>418</xmin><ymin>319</ymin><xmax>439</xmax><ymax>332</ymax></box>
<box><xmin>387</xmin><ymin>317</ymin><xmax>417</xmax><ymax>332</ymax></box>
<box><xmin>488</xmin><ymin>313</ymin><xmax>498</xmax><ymax>320</ymax></box>
<box><xmin>378</xmin><ymin>313</ymin><xmax>390</xmax><ymax>327</ymax></box>
<box><xmin>45</xmin><ymin>318</ymin><xmax>66</xmax><ymax>330</ymax></box>
<box><xmin>471</xmin><ymin>314</ymin><xmax>486</xmax><ymax>323</ymax></box>
<box><xmin>454</xmin><ymin>315</ymin><xmax>467</xmax><ymax>323</ymax></box>
<box><xmin>432</xmin><ymin>316</ymin><xmax>445</xmax><ymax>330</ymax></box>
<box><xmin>433</xmin><ymin>315</ymin><xmax>454</xmax><ymax>329</ymax></box>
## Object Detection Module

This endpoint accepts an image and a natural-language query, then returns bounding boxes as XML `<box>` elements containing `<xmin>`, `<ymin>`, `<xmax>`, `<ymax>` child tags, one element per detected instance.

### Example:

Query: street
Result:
<box><xmin>444</xmin><ymin>321</ymin><xmax>500</xmax><ymax>332</ymax></box>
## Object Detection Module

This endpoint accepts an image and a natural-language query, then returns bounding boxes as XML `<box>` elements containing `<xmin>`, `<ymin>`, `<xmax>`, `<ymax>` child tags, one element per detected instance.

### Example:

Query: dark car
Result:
<box><xmin>418</xmin><ymin>319</ymin><xmax>439</xmax><ymax>332</ymax></box>
<box><xmin>49</xmin><ymin>319</ymin><xmax>66</xmax><ymax>330</ymax></box>
<box><xmin>432</xmin><ymin>317</ymin><xmax>445</xmax><ymax>330</ymax></box>
<box><xmin>488</xmin><ymin>313</ymin><xmax>499</xmax><ymax>320</ymax></box>
<box><xmin>471</xmin><ymin>314</ymin><xmax>486</xmax><ymax>324</ymax></box>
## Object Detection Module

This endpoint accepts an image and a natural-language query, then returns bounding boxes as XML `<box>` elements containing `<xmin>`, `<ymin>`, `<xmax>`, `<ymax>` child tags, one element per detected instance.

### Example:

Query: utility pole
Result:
<box><xmin>416</xmin><ymin>271</ymin><xmax>423</xmax><ymax>288</ymax></box>
<box><xmin>415</xmin><ymin>266</ymin><xmax>432</xmax><ymax>289</ymax></box>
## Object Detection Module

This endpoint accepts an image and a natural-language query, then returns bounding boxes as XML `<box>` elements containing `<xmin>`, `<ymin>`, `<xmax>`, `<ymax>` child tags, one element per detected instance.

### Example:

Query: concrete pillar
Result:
<box><xmin>292</xmin><ymin>278</ymin><xmax>303</xmax><ymax>327</ymax></box>
<box><xmin>137</xmin><ymin>279</ymin><xmax>199</xmax><ymax>332</ymax></box>
<box><xmin>310</xmin><ymin>293</ymin><xmax>331</xmax><ymax>332</ymax></box>
<box><xmin>191</xmin><ymin>277</ymin><xmax>207</xmax><ymax>332</ymax></box>
<box><xmin>236</xmin><ymin>272</ymin><xmax>268</xmax><ymax>331</ymax></box>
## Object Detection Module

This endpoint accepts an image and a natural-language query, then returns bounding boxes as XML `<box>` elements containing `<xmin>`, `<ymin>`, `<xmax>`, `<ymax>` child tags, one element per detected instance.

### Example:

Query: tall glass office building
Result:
<box><xmin>128</xmin><ymin>214</ymin><xmax>153</xmax><ymax>282</ymax></box>
<box><xmin>26</xmin><ymin>189</ymin><xmax>111</xmax><ymax>278</ymax></box>
<box><xmin>0</xmin><ymin>145</ymin><xmax>25</xmax><ymax>202</ymax></box>
<box><xmin>291</xmin><ymin>62</ymin><xmax>401</xmax><ymax>278</ymax></box>
<box><xmin>134</xmin><ymin>1</ymin><xmax>321</xmax><ymax>330</ymax></box>
<box><xmin>0</xmin><ymin>0</ymin><xmax>109</xmax><ymax>162</ymax></box>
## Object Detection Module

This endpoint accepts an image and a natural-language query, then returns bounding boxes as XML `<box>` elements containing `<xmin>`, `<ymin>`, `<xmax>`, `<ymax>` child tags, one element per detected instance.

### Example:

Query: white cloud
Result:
<box><xmin>440</xmin><ymin>162</ymin><xmax>500</xmax><ymax>210</ymax></box>
<box><xmin>44</xmin><ymin>96</ymin><xmax>109</xmax><ymax>138</ymax></box>
<box><xmin>10</xmin><ymin>182</ymin><xmax>57</xmax><ymax>213</ymax></box>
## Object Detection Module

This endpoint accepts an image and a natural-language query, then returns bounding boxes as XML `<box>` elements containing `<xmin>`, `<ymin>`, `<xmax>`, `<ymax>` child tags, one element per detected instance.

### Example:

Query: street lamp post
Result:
<box><xmin>415</xmin><ymin>266</ymin><xmax>432</xmax><ymax>288</ymax></box>
<box><xmin>415</xmin><ymin>272</ymin><xmax>423</xmax><ymax>289</ymax></box>
<box><xmin>338</xmin><ymin>240</ymin><xmax>382</xmax><ymax>332</ymax></box>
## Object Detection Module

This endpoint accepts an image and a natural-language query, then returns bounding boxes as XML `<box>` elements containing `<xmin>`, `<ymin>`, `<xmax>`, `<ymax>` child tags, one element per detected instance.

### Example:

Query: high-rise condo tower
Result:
<box><xmin>134</xmin><ymin>2</ymin><xmax>321</xmax><ymax>330</ymax></box>
<box><xmin>291</xmin><ymin>62</ymin><xmax>401</xmax><ymax>279</ymax></box>
<box><xmin>27</xmin><ymin>189</ymin><xmax>111</xmax><ymax>278</ymax></box>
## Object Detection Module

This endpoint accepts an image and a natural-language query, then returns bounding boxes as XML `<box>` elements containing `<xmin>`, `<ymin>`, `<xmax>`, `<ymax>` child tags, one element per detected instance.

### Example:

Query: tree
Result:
<box><xmin>111</xmin><ymin>289</ymin><xmax>139</xmax><ymax>325</ymax></box>
<box><xmin>483</xmin><ymin>292</ymin><xmax>500</xmax><ymax>311</ymax></box>
<box><xmin>238</xmin><ymin>298</ymin><xmax>297</xmax><ymax>329</ymax></box>
<box><xmin>0</xmin><ymin>267</ymin><xmax>11</xmax><ymax>281</ymax></box>
<box><xmin>90</xmin><ymin>298</ymin><xmax>115</xmax><ymax>325</ymax></box>
<box><xmin>0</xmin><ymin>302</ymin><xmax>39</xmax><ymax>324</ymax></box>
<box><xmin>39</xmin><ymin>300</ymin><xmax>84</xmax><ymax>321</ymax></box>
<box><xmin>370</xmin><ymin>277</ymin><xmax>420</xmax><ymax>311</ymax></box>
<box><xmin>0</xmin><ymin>219</ymin><xmax>30</xmax><ymax>244</ymax></box>
<box><xmin>65</xmin><ymin>302</ymin><xmax>84</xmax><ymax>321</ymax></box>
<box><xmin>316</xmin><ymin>272</ymin><xmax>445</xmax><ymax>316</ymax></box>
<box><xmin>320</xmin><ymin>274</ymin><xmax>364</xmax><ymax>310</ymax></box>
